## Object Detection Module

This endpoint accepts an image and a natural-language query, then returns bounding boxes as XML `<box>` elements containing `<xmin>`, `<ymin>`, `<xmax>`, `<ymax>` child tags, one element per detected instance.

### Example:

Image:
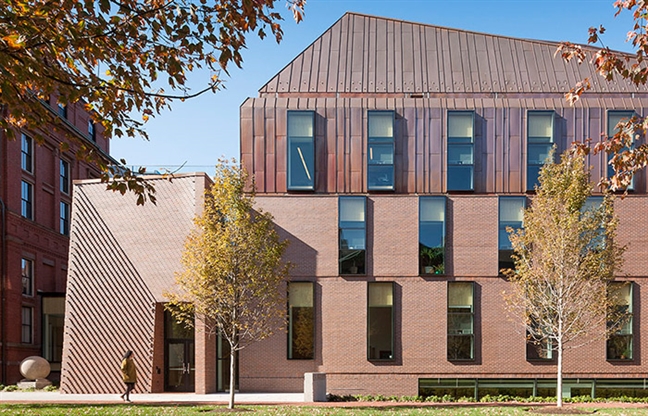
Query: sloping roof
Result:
<box><xmin>61</xmin><ymin>173</ymin><xmax>209</xmax><ymax>393</ymax></box>
<box><xmin>259</xmin><ymin>12</ymin><xmax>646</xmax><ymax>96</ymax></box>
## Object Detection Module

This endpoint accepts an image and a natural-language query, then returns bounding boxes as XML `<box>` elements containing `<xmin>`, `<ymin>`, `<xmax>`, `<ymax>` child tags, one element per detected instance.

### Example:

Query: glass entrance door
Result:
<box><xmin>166</xmin><ymin>340</ymin><xmax>195</xmax><ymax>392</ymax></box>
<box><xmin>164</xmin><ymin>311</ymin><xmax>195</xmax><ymax>392</ymax></box>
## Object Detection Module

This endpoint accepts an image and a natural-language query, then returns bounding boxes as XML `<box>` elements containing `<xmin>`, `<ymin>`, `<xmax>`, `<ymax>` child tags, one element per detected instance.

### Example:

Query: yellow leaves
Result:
<box><xmin>2</xmin><ymin>33</ymin><xmax>25</xmax><ymax>49</ymax></box>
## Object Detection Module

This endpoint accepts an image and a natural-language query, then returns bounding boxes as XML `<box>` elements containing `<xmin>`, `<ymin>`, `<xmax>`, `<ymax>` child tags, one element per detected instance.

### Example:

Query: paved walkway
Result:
<box><xmin>0</xmin><ymin>391</ymin><xmax>305</xmax><ymax>404</ymax></box>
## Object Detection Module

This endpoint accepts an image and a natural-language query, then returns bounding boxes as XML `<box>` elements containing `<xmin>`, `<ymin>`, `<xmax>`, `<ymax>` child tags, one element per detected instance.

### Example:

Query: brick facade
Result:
<box><xmin>0</xmin><ymin>95</ymin><xmax>108</xmax><ymax>385</ymax></box>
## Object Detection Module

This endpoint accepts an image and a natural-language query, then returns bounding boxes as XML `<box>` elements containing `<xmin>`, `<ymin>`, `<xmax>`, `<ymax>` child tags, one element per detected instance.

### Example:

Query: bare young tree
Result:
<box><xmin>165</xmin><ymin>160</ymin><xmax>290</xmax><ymax>409</ymax></box>
<box><xmin>502</xmin><ymin>149</ymin><xmax>626</xmax><ymax>407</ymax></box>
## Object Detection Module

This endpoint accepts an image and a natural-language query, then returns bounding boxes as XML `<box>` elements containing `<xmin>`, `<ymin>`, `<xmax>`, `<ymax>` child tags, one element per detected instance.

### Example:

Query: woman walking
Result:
<box><xmin>120</xmin><ymin>350</ymin><xmax>137</xmax><ymax>402</ymax></box>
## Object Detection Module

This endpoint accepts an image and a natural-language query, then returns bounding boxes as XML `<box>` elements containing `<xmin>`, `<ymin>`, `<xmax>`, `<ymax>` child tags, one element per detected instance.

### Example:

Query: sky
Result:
<box><xmin>110</xmin><ymin>0</ymin><xmax>638</xmax><ymax>176</ymax></box>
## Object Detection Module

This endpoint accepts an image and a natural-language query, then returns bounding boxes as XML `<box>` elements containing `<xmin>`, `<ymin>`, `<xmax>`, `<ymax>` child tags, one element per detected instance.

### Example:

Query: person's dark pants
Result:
<box><xmin>122</xmin><ymin>382</ymin><xmax>135</xmax><ymax>400</ymax></box>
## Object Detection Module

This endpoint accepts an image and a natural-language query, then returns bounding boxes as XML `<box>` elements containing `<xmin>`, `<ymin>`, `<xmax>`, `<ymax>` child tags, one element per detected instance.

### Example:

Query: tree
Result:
<box><xmin>0</xmin><ymin>0</ymin><xmax>305</xmax><ymax>202</ymax></box>
<box><xmin>502</xmin><ymin>149</ymin><xmax>626</xmax><ymax>407</ymax></box>
<box><xmin>558</xmin><ymin>0</ymin><xmax>648</xmax><ymax>191</ymax></box>
<box><xmin>164</xmin><ymin>160</ymin><xmax>290</xmax><ymax>409</ymax></box>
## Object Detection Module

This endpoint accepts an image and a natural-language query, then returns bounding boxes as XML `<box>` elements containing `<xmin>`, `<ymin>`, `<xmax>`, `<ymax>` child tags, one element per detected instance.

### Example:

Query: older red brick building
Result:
<box><xmin>62</xmin><ymin>13</ymin><xmax>648</xmax><ymax>398</ymax></box>
<box><xmin>0</xmin><ymin>95</ymin><xmax>109</xmax><ymax>385</ymax></box>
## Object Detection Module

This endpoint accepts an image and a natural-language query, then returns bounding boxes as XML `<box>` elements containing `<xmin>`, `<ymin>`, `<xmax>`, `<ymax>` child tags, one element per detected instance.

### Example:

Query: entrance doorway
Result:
<box><xmin>164</xmin><ymin>311</ymin><xmax>195</xmax><ymax>392</ymax></box>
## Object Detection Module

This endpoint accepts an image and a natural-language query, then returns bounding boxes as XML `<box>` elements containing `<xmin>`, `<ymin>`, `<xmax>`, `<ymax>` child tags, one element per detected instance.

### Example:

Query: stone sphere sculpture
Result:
<box><xmin>19</xmin><ymin>356</ymin><xmax>51</xmax><ymax>380</ymax></box>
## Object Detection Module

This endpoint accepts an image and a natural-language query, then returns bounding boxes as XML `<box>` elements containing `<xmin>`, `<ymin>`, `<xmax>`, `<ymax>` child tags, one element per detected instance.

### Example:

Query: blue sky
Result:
<box><xmin>110</xmin><ymin>0</ymin><xmax>636</xmax><ymax>176</ymax></box>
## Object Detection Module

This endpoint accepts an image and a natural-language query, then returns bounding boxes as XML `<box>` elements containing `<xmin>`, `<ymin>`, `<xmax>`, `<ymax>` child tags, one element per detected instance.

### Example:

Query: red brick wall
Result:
<box><xmin>240</xmin><ymin>194</ymin><xmax>648</xmax><ymax>397</ymax></box>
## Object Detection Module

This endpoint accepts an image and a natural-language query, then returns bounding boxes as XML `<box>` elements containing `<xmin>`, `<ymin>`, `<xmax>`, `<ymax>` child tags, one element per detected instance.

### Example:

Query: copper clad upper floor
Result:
<box><xmin>240</xmin><ymin>13</ymin><xmax>648</xmax><ymax>195</ymax></box>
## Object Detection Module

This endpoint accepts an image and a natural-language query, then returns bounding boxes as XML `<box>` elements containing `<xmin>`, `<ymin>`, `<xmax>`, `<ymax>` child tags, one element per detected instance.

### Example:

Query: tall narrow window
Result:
<box><xmin>288</xmin><ymin>282</ymin><xmax>314</xmax><ymax>359</ymax></box>
<box><xmin>60</xmin><ymin>201</ymin><xmax>70</xmax><ymax>235</ymax></box>
<box><xmin>526</xmin><ymin>321</ymin><xmax>553</xmax><ymax>360</ymax></box>
<box><xmin>368</xmin><ymin>282</ymin><xmax>393</xmax><ymax>360</ymax></box>
<box><xmin>21</xmin><ymin>180</ymin><xmax>33</xmax><ymax>220</ymax></box>
<box><xmin>499</xmin><ymin>197</ymin><xmax>526</xmax><ymax>272</ymax></box>
<box><xmin>367</xmin><ymin>111</ymin><xmax>395</xmax><ymax>190</ymax></box>
<box><xmin>22</xmin><ymin>258</ymin><xmax>33</xmax><ymax>296</ymax></box>
<box><xmin>287</xmin><ymin>111</ymin><xmax>315</xmax><ymax>190</ymax></box>
<box><xmin>447</xmin><ymin>112</ymin><xmax>474</xmax><ymax>191</ymax></box>
<box><xmin>57</xmin><ymin>102</ymin><xmax>67</xmax><ymax>118</ymax></box>
<box><xmin>21</xmin><ymin>133</ymin><xmax>33</xmax><ymax>173</ymax></box>
<box><xmin>607</xmin><ymin>111</ymin><xmax>635</xmax><ymax>190</ymax></box>
<box><xmin>582</xmin><ymin>196</ymin><xmax>605</xmax><ymax>250</ymax></box>
<box><xmin>339</xmin><ymin>197</ymin><xmax>366</xmax><ymax>275</ymax></box>
<box><xmin>607</xmin><ymin>282</ymin><xmax>633</xmax><ymax>360</ymax></box>
<box><xmin>527</xmin><ymin>111</ymin><xmax>554</xmax><ymax>191</ymax></box>
<box><xmin>60</xmin><ymin>159</ymin><xmax>70</xmax><ymax>194</ymax></box>
<box><xmin>22</xmin><ymin>306</ymin><xmax>33</xmax><ymax>344</ymax></box>
<box><xmin>447</xmin><ymin>282</ymin><xmax>474</xmax><ymax>360</ymax></box>
<box><xmin>419</xmin><ymin>197</ymin><xmax>445</xmax><ymax>275</ymax></box>
<box><xmin>88</xmin><ymin>120</ymin><xmax>96</xmax><ymax>141</ymax></box>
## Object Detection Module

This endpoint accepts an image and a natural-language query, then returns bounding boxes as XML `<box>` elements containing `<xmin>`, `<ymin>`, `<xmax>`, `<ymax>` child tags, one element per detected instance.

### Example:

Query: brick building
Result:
<box><xmin>62</xmin><ymin>13</ymin><xmax>648</xmax><ymax>398</ymax></box>
<box><xmin>0</xmin><ymin>96</ymin><xmax>109</xmax><ymax>385</ymax></box>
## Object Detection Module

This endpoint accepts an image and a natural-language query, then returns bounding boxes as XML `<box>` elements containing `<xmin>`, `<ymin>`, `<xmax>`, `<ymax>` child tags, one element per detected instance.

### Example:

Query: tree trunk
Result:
<box><xmin>228</xmin><ymin>347</ymin><xmax>236</xmax><ymax>409</ymax></box>
<box><xmin>557</xmin><ymin>339</ymin><xmax>563</xmax><ymax>408</ymax></box>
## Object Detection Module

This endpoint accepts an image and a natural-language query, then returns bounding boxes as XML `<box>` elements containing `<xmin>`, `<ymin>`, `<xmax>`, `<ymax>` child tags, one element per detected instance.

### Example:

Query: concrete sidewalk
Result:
<box><xmin>0</xmin><ymin>390</ymin><xmax>305</xmax><ymax>404</ymax></box>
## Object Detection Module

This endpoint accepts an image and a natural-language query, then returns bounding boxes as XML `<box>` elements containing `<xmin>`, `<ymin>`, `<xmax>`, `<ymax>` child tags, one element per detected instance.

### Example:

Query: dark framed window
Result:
<box><xmin>21</xmin><ymin>180</ymin><xmax>33</xmax><ymax>220</ymax></box>
<box><xmin>288</xmin><ymin>282</ymin><xmax>314</xmax><ymax>360</ymax></box>
<box><xmin>527</xmin><ymin>111</ymin><xmax>554</xmax><ymax>191</ymax></box>
<box><xmin>339</xmin><ymin>196</ymin><xmax>366</xmax><ymax>275</ymax></box>
<box><xmin>607</xmin><ymin>111</ymin><xmax>635</xmax><ymax>190</ymax></box>
<box><xmin>419</xmin><ymin>197</ymin><xmax>445</xmax><ymax>275</ymax></box>
<box><xmin>21</xmin><ymin>133</ymin><xmax>33</xmax><ymax>173</ymax></box>
<box><xmin>22</xmin><ymin>258</ymin><xmax>33</xmax><ymax>296</ymax></box>
<box><xmin>447</xmin><ymin>281</ymin><xmax>474</xmax><ymax>361</ymax></box>
<box><xmin>60</xmin><ymin>159</ymin><xmax>70</xmax><ymax>194</ymax></box>
<box><xmin>526</xmin><ymin>321</ymin><xmax>553</xmax><ymax>360</ymax></box>
<box><xmin>368</xmin><ymin>282</ymin><xmax>394</xmax><ymax>360</ymax></box>
<box><xmin>499</xmin><ymin>197</ymin><xmax>525</xmax><ymax>272</ymax></box>
<box><xmin>582</xmin><ymin>196</ymin><xmax>605</xmax><ymax>250</ymax></box>
<box><xmin>22</xmin><ymin>306</ymin><xmax>33</xmax><ymax>344</ymax></box>
<box><xmin>367</xmin><ymin>111</ymin><xmax>395</xmax><ymax>190</ymax></box>
<box><xmin>607</xmin><ymin>282</ymin><xmax>633</xmax><ymax>361</ymax></box>
<box><xmin>287</xmin><ymin>111</ymin><xmax>315</xmax><ymax>190</ymax></box>
<box><xmin>447</xmin><ymin>111</ymin><xmax>474</xmax><ymax>191</ymax></box>
<box><xmin>60</xmin><ymin>201</ymin><xmax>70</xmax><ymax>235</ymax></box>
<box><xmin>57</xmin><ymin>102</ymin><xmax>67</xmax><ymax>118</ymax></box>
<box><xmin>88</xmin><ymin>120</ymin><xmax>96</xmax><ymax>141</ymax></box>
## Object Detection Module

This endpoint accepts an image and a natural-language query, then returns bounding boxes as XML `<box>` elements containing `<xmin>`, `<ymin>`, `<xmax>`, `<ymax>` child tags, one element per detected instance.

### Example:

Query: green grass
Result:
<box><xmin>0</xmin><ymin>404</ymin><xmax>647</xmax><ymax>416</ymax></box>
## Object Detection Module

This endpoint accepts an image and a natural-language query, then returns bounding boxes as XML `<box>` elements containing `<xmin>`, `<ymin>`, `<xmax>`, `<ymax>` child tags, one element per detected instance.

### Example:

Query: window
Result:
<box><xmin>447</xmin><ymin>282</ymin><xmax>474</xmax><ymax>360</ymax></box>
<box><xmin>527</xmin><ymin>111</ymin><xmax>554</xmax><ymax>191</ymax></box>
<box><xmin>607</xmin><ymin>111</ymin><xmax>635</xmax><ymax>190</ymax></box>
<box><xmin>22</xmin><ymin>306</ymin><xmax>33</xmax><ymax>344</ymax></box>
<box><xmin>60</xmin><ymin>201</ymin><xmax>70</xmax><ymax>235</ymax></box>
<box><xmin>21</xmin><ymin>180</ymin><xmax>33</xmax><ymax>220</ymax></box>
<box><xmin>21</xmin><ymin>133</ymin><xmax>33</xmax><ymax>173</ymax></box>
<box><xmin>287</xmin><ymin>111</ymin><xmax>315</xmax><ymax>190</ymax></box>
<box><xmin>60</xmin><ymin>159</ymin><xmax>70</xmax><ymax>194</ymax></box>
<box><xmin>607</xmin><ymin>282</ymin><xmax>633</xmax><ymax>361</ymax></box>
<box><xmin>57</xmin><ymin>102</ymin><xmax>67</xmax><ymax>118</ymax></box>
<box><xmin>419</xmin><ymin>197</ymin><xmax>445</xmax><ymax>275</ymax></box>
<box><xmin>88</xmin><ymin>120</ymin><xmax>96</xmax><ymax>141</ymax></box>
<box><xmin>499</xmin><ymin>197</ymin><xmax>525</xmax><ymax>272</ymax></box>
<box><xmin>22</xmin><ymin>258</ymin><xmax>33</xmax><ymax>296</ymax></box>
<box><xmin>367</xmin><ymin>111</ymin><xmax>395</xmax><ymax>190</ymax></box>
<box><xmin>339</xmin><ymin>197</ymin><xmax>366</xmax><ymax>275</ymax></box>
<box><xmin>526</xmin><ymin>322</ymin><xmax>553</xmax><ymax>360</ymax></box>
<box><xmin>368</xmin><ymin>282</ymin><xmax>393</xmax><ymax>360</ymax></box>
<box><xmin>582</xmin><ymin>196</ymin><xmax>605</xmax><ymax>250</ymax></box>
<box><xmin>447</xmin><ymin>112</ymin><xmax>474</xmax><ymax>191</ymax></box>
<box><xmin>288</xmin><ymin>282</ymin><xmax>314</xmax><ymax>359</ymax></box>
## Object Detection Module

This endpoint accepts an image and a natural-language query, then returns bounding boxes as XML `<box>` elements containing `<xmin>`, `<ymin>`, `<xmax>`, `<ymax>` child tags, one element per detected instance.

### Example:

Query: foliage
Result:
<box><xmin>2</xmin><ymin>385</ymin><xmax>18</xmax><ymax>392</ymax></box>
<box><xmin>502</xmin><ymin>149</ymin><xmax>626</xmax><ymax>407</ymax></box>
<box><xmin>0</xmin><ymin>0</ymin><xmax>305</xmax><ymax>203</ymax></box>
<box><xmin>164</xmin><ymin>159</ymin><xmax>290</xmax><ymax>409</ymax></box>
<box><xmin>558</xmin><ymin>1</ymin><xmax>648</xmax><ymax>191</ymax></box>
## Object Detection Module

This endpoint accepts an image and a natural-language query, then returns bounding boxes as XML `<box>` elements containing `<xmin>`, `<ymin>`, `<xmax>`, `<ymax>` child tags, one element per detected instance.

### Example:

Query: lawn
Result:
<box><xmin>0</xmin><ymin>404</ymin><xmax>647</xmax><ymax>415</ymax></box>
